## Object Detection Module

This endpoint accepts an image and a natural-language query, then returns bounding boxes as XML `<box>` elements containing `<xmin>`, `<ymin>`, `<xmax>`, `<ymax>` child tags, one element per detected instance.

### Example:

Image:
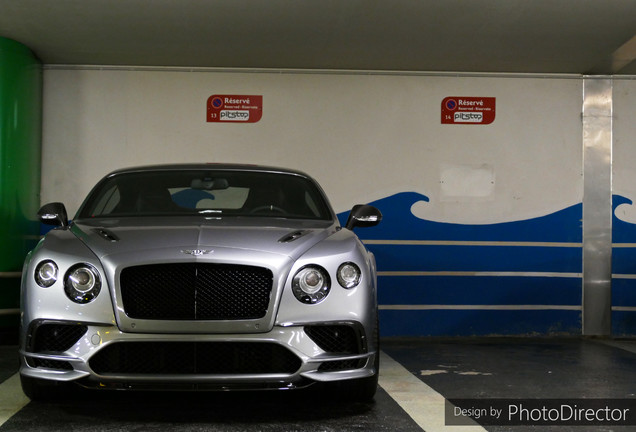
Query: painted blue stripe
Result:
<box><xmin>368</xmin><ymin>244</ymin><xmax>582</xmax><ymax>273</ymax></box>
<box><xmin>378</xmin><ymin>275</ymin><xmax>582</xmax><ymax>306</ymax></box>
<box><xmin>611</xmin><ymin>278</ymin><xmax>636</xmax><ymax>307</ymax></box>
<box><xmin>612</xmin><ymin>310</ymin><xmax>636</xmax><ymax>336</ymax></box>
<box><xmin>612</xmin><ymin>247</ymin><xmax>636</xmax><ymax>275</ymax></box>
<box><xmin>379</xmin><ymin>309</ymin><xmax>582</xmax><ymax>337</ymax></box>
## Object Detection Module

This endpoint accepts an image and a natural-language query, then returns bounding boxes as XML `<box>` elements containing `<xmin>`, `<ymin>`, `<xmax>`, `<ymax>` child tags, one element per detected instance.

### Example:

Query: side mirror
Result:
<box><xmin>38</xmin><ymin>202</ymin><xmax>69</xmax><ymax>228</ymax></box>
<box><xmin>345</xmin><ymin>204</ymin><xmax>382</xmax><ymax>230</ymax></box>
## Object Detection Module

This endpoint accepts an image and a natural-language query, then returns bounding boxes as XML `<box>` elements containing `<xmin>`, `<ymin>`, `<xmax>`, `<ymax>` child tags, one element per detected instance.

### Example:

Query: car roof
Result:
<box><xmin>105</xmin><ymin>163</ymin><xmax>313</xmax><ymax>179</ymax></box>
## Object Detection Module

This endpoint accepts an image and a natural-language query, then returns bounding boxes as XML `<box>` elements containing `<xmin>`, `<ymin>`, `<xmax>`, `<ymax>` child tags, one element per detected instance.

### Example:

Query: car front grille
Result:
<box><xmin>89</xmin><ymin>342</ymin><xmax>301</xmax><ymax>375</ymax></box>
<box><xmin>120</xmin><ymin>263</ymin><xmax>273</xmax><ymax>320</ymax></box>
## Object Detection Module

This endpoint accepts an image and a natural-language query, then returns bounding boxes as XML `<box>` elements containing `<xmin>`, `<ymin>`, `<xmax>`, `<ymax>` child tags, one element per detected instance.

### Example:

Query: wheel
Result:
<box><xmin>20</xmin><ymin>375</ymin><xmax>72</xmax><ymax>401</ymax></box>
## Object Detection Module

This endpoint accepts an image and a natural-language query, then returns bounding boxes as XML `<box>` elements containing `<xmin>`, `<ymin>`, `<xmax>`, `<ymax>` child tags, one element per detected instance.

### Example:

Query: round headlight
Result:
<box><xmin>34</xmin><ymin>260</ymin><xmax>58</xmax><ymax>287</ymax></box>
<box><xmin>292</xmin><ymin>265</ymin><xmax>330</xmax><ymax>304</ymax></box>
<box><xmin>337</xmin><ymin>262</ymin><xmax>361</xmax><ymax>289</ymax></box>
<box><xmin>64</xmin><ymin>264</ymin><xmax>102</xmax><ymax>304</ymax></box>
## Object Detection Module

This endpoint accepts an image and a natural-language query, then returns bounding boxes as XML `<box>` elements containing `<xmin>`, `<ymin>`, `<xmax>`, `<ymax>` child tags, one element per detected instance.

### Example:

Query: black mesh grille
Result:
<box><xmin>318</xmin><ymin>359</ymin><xmax>366</xmax><ymax>372</ymax></box>
<box><xmin>120</xmin><ymin>263</ymin><xmax>273</xmax><ymax>320</ymax></box>
<box><xmin>89</xmin><ymin>342</ymin><xmax>301</xmax><ymax>375</ymax></box>
<box><xmin>305</xmin><ymin>325</ymin><xmax>361</xmax><ymax>354</ymax></box>
<box><xmin>32</xmin><ymin>324</ymin><xmax>88</xmax><ymax>352</ymax></box>
<box><xmin>28</xmin><ymin>358</ymin><xmax>74</xmax><ymax>370</ymax></box>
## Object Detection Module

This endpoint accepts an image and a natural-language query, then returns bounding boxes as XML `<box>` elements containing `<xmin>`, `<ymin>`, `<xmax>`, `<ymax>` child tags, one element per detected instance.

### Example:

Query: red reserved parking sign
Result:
<box><xmin>207</xmin><ymin>95</ymin><xmax>263</xmax><ymax>123</ymax></box>
<box><xmin>441</xmin><ymin>97</ymin><xmax>496</xmax><ymax>125</ymax></box>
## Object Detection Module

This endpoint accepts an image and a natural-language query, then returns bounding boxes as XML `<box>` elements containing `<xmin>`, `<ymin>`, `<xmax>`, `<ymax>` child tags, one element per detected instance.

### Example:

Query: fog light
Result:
<box><xmin>292</xmin><ymin>265</ymin><xmax>330</xmax><ymax>304</ymax></box>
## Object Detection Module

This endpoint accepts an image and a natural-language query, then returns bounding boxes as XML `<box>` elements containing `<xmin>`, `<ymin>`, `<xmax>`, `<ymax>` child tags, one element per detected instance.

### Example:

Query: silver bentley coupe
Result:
<box><xmin>19</xmin><ymin>164</ymin><xmax>382</xmax><ymax>400</ymax></box>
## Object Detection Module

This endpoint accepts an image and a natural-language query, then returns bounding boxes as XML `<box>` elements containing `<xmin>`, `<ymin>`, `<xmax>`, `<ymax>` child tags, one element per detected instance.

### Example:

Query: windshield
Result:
<box><xmin>77</xmin><ymin>170</ymin><xmax>333</xmax><ymax>221</ymax></box>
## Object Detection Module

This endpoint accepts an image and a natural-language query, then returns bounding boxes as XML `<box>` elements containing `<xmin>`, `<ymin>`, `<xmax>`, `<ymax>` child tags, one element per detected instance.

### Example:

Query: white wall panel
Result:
<box><xmin>42</xmin><ymin>70</ymin><xmax>582</xmax><ymax>218</ymax></box>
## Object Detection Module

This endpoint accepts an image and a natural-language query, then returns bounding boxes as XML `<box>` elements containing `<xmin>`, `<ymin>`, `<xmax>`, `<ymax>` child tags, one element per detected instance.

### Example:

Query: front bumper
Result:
<box><xmin>20</xmin><ymin>321</ymin><xmax>377</xmax><ymax>391</ymax></box>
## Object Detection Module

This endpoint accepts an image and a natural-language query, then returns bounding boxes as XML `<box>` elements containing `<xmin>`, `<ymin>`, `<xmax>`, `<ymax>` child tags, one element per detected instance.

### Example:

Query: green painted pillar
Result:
<box><xmin>0</xmin><ymin>38</ymin><xmax>42</xmax><ymax>329</ymax></box>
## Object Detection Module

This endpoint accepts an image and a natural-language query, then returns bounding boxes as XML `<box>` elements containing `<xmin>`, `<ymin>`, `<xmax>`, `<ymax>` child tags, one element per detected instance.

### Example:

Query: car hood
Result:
<box><xmin>70</xmin><ymin>217</ymin><xmax>339</xmax><ymax>261</ymax></box>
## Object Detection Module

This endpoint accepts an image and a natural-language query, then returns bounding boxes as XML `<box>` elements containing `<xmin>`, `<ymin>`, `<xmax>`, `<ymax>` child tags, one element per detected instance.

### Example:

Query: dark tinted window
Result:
<box><xmin>77</xmin><ymin>170</ymin><xmax>333</xmax><ymax>220</ymax></box>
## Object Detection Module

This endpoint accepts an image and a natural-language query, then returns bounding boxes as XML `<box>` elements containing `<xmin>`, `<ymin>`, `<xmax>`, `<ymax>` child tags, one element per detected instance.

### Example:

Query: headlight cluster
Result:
<box><xmin>34</xmin><ymin>260</ymin><xmax>102</xmax><ymax>304</ymax></box>
<box><xmin>291</xmin><ymin>262</ymin><xmax>361</xmax><ymax>304</ymax></box>
<box><xmin>292</xmin><ymin>266</ymin><xmax>331</xmax><ymax>304</ymax></box>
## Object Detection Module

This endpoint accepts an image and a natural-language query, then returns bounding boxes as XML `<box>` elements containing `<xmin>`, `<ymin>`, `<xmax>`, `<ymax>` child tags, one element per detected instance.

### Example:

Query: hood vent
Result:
<box><xmin>93</xmin><ymin>228</ymin><xmax>120</xmax><ymax>242</ymax></box>
<box><xmin>278</xmin><ymin>230</ymin><xmax>310</xmax><ymax>243</ymax></box>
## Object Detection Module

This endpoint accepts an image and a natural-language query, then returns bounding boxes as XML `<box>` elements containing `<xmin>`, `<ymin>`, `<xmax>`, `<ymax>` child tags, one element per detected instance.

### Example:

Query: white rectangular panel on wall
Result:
<box><xmin>42</xmin><ymin>68</ymin><xmax>584</xmax><ymax>336</ymax></box>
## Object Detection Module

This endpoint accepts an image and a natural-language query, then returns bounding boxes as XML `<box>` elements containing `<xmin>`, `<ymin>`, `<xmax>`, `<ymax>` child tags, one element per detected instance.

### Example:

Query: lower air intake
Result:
<box><xmin>89</xmin><ymin>341</ymin><xmax>301</xmax><ymax>375</ymax></box>
<box><xmin>304</xmin><ymin>325</ymin><xmax>362</xmax><ymax>354</ymax></box>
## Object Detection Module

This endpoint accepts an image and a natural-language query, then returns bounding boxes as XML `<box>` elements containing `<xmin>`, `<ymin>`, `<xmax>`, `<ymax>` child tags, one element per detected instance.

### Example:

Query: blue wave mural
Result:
<box><xmin>611</xmin><ymin>195</ymin><xmax>636</xmax><ymax>335</ymax></box>
<box><xmin>613</xmin><ymin>195</ymin><xmax>636</xmax><ymax>244</ymax></box>
<box><xmin>611</xmin><ymin>195</ymin><xmax>636</xmax><ymax>276</ymax></box>
<box><xmin>338</xmin><ymin>192</ymin><xmax>583</xmax><ymax>336</ymax></box>
<box><xmin>339</xmin><ymin>192</ymin><xmax>582</xmax><ymax>243</ymax></box>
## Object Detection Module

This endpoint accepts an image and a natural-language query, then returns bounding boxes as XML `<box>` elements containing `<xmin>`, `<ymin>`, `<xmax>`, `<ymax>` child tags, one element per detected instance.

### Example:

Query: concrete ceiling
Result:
<box><xmin>1</xmin><ymin>0</ymin><xmax>635</xmax><ymax>75</ymax></box>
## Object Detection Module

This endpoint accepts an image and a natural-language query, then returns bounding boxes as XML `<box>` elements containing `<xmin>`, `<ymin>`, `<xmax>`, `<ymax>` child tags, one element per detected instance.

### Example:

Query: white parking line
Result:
<box><xmin>0</xmin><ymin>374</ymin><xmax>29</xmax><ymax>427</ymax></box>
<box><xmin>379</xmin><ymin>351</ymin><xmax>486</xmax><ymax>432</ymax></box>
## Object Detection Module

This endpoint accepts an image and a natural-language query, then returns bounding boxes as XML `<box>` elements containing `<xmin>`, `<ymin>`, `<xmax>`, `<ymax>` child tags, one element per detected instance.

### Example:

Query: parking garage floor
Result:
<box><xmin>2</xmin><ymin>337</ymin><xmax>636</xmax><ymax>432</ymax></box>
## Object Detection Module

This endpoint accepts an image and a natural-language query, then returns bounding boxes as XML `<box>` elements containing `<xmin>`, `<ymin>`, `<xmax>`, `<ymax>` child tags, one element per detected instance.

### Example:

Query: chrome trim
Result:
<box><xmin>379</xmin><ymin>305</ymin><xmax>581</xmax><ymax>311</ymax></box>
<box><xmin>21</xmin><ymin>351</ymin><xmax>82</xmax><ymax>362</ymax></box>
<box><xmin>364</xmin><ymin>240</ymin><xmax>581</xmax><ymax>247</ymax></box>
<box><xmin>377</xmin><ymin>271</ymin><xmax>581</xmax><ymax>278</ymax></box>
<box><xmin>180</xmin><ymin>249</ymin><xmax>213</xmax><ymax>256</ymax></box>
